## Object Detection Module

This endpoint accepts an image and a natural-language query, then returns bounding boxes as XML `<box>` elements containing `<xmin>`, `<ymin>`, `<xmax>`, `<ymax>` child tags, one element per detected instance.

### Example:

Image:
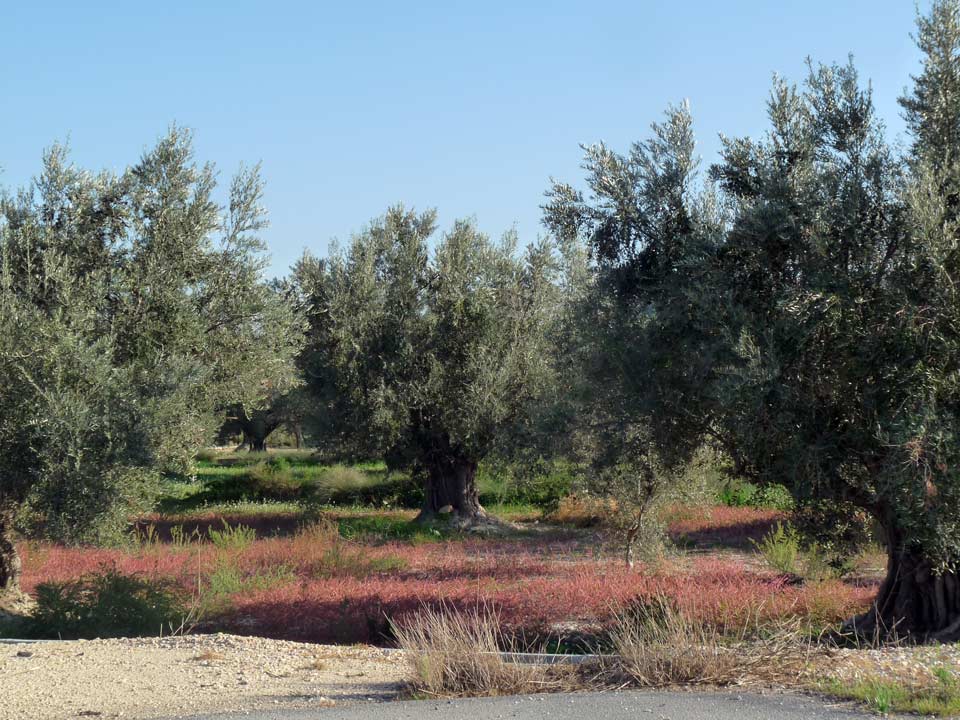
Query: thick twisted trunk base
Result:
<box><xmin>415</xmin><ymin>455</ymin><xmax>491</xmax><ymax>527</ymax></box>
<box><xmin>843</xmin><ymin>545</ymin><xmax>960</xmax><ymax>643</ymax></box>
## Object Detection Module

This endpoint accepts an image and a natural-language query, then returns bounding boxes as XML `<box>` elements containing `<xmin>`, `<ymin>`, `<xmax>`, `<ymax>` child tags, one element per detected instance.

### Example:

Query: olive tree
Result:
<box><xmin>545</xmin><ymin>1</ymin><xmax>960</xmax><ymax>640</ymax></box>
<box><xmin>295</xmin><ymin>207</ymin><xmax>557</xmax><ymax>523</ymax></box>
<box><xmin>0</xmin><ymin>129</ymin><xmax>301</xmax><ymax>604</ymax></box>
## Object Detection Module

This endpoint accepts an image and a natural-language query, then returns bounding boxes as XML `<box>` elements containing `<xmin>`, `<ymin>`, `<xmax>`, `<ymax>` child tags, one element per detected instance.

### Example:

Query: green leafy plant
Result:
<box><xmin>27</xmin><ymin>567</ymin><xmax>188</xmax><ymax>639</ymax></box>
<box><xmin>244</xmin><ymin>460</ymin><xmax>305</xmax><ymax>500</ymax></box>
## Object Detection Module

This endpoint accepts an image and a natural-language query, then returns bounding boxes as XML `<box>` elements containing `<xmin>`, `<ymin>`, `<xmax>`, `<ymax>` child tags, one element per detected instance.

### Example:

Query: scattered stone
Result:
<box><xmin>0</xmin><ymin>633</ymin><xmax>405</xmax><ymax>720</ymax></box>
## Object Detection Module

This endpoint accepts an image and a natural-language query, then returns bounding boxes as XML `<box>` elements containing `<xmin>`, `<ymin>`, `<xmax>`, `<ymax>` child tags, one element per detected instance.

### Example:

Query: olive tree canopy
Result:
<box><xmin>0</xmin><ymin>128</ymin><xmax>302</xmax><ymax>603</ymax></box>
<box><xmin>545</xmin><ymin>1</ymin><xmax>960</xmax><ymax>641</ymax></box>
<box><xmin>295</xmin><ymin>206</ymin><xmax>557</xmax><ymax>523</ymax></box>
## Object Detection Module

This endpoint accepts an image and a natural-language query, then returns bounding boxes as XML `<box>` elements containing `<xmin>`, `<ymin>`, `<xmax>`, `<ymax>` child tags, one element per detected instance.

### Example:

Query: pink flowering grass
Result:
<box><xmin>17</xmin><ymin>506</ymin><xmax>876</xmax><ymax>645</ymax></box>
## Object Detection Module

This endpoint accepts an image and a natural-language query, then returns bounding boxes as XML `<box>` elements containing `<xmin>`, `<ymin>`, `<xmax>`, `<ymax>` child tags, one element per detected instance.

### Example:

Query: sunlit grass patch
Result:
<box><xmin>821</xmin><ymin>673</ymin><xmax>960</xmax><ymax>716</ymax></box>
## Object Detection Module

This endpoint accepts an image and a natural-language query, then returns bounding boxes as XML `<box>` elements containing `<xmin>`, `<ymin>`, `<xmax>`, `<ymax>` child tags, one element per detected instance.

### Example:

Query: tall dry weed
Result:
<box><xmin>393</xmin><ymin>604</ymin><xmax>577</xmax><ymax>697</ymax></box>
<box><xmin>609</xmin><ymin>594</ymin><xmax>816</xmax><ymax>687</ymax></box>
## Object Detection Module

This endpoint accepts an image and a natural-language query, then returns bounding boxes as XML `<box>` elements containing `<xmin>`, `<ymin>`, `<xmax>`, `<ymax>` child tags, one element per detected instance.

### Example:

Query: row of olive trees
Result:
<box><xmin>4</xmin><ymin>0</ymin><xmax>960</xmax><ymax>645</ymax></box>
<box><xmin>0</xmin><ymin>129</ymin><xmax>303</xmax><ymax>603</ymax></box>
<box><xmin>290</xmin><ymin>0</ymin><xmax>960</xmax><ymax>641</ymax></box>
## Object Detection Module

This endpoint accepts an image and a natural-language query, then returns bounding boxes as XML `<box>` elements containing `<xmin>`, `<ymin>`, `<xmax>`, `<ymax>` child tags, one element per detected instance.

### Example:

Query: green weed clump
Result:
<box><xmin>314</xmin><ymin>465</ymin><xmax>423</xmax><ymax>508</ymax></box>
<box><xmin>313</xmin><ymin>542</ymin><xmax>408</xmax><ymax>578</ymax></box>
<box><xmin>752</xmin><ymin>522</ymin><xmax>800</xmax><ymax>576</ymax></box>
<box><xmin>199</xmin><ymin>562</ymin><xmax>294</xmax><ymax>617</ymax></box>
<box><xmin>207</xmin><ymin>522</ymin><xmax>257</xmax><ymax>551</ymax></box>
<box><xmin>27</xmin><ymin>566</ymin><xmax>188</xmax><ymax>639</ymax></box>
<box><xmin>245</xmin><ymin>458</ymin><xmax>305</xmax><ymax>500</ymax></box>
<box><xmin>337</xmin><ymin>514</ymin><xmax>451</xmax><ymax>543</ymax></box>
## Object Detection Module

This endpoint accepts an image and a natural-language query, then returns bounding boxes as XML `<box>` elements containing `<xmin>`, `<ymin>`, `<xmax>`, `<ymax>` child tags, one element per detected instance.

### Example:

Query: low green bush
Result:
<box><xmin>195</xmin><ymin>458</ymin><xmax>311</xmax><ymax>503</ymax></box>
<box><xmin>718</xmin><ymin>481</ymin><xmax>794</xmax><ymax>511</ymax></box>
<box><xmin>27</xmin><ymin>567</ymin><xmax>188</xmax><ymax>639</ymax></box>
<box><xmin>199</xmin><ymin>561</ymin><xmax>294</xmax><ymax>617</ymax></box>
<box><xmin>752</xmin><ymin>522</ymin><xmax>800</xmax><ymax>575</ymax></box>
<box><xmin>245</xmin><ymin>458</ymin><xmax>304</xmax><ymax>499</ymax></box>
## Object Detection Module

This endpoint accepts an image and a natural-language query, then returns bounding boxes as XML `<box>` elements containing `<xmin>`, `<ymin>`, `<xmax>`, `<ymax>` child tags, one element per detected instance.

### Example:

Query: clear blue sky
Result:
<box><xmin>0</xmin><ymin>1</ymin><xmax>924</xmax><ymax>278</ymax></box>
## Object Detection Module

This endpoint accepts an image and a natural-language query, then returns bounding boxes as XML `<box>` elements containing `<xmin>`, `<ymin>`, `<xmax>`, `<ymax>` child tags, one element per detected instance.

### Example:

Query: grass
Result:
<box><xmin>394</xmin><ymin>604</ymin><xmax>578</xmax><ymax>697</ymax></box>
<box><xmin>822</xmin><ymin>673</ymin><xmax>960</xmax><ymax>716</ymax></box>
<box><xmin>162</xmin><ymin>451</ymin><xmax>569</xmax><ymax>515</ymax></box>
<box><xmin>609</xmin><ymin>595</ymin><xmax>813</xmax><ymax>687</ymax></box>
<box><xmin>15</xmin><ymin>448</ymin><xmax>878</xmax><ymax>646</ymax></box>
<box><xmin>336</xmin><ymin>514</ymin><xmax>455</xmax><ymax>543</ymax></box>
<box><xmin>395</xmin><ymin>598</ymin><xmax>815</xmax><ymax>699</ymax></box>
<box><xmin>12</xmin><ymin>448</ymin><xmax>934</xmax><ymax>706</ymax></box>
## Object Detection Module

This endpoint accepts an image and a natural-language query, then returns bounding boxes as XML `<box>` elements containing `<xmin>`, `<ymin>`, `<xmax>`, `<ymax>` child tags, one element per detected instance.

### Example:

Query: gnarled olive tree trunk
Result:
<box><xmin>239</xmin><ymin>411</ymin><xmax>281</xmax><ymax>452</ymax></box>
<box><xmin>414</xmin><ymin>435</ymin><xmax>487</xmax><ymax>523</ymax></box>
<box><xmin>420</xmin><ymin>456</ymin><xmax>484</xmax><ymax>519</ymax></box>
<box><xmin>845</xmin><ymin>523</ymin><xmax>960</xmax><ymax>642</ymax></box>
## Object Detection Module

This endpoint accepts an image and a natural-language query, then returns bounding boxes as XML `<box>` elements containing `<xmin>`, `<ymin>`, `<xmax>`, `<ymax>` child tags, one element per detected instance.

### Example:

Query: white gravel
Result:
<box><xmin>0</xmin><ymin>634</ymin><xmax>406</xmax><ymax>720</ymax></box>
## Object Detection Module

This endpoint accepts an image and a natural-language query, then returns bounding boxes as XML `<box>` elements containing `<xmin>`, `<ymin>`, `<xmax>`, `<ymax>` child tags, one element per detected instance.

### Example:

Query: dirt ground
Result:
<box><xmin>0</xmin><ymin>634</ymin><xmax>407</xmax><ymax>720</ymax></box>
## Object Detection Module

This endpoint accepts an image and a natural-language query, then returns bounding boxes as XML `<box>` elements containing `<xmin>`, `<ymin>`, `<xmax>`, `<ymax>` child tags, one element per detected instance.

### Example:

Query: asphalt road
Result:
<box><xmin>172</xmin><ymin>690</ymin><xmax>890</xmax><ymax>720</ymax></box>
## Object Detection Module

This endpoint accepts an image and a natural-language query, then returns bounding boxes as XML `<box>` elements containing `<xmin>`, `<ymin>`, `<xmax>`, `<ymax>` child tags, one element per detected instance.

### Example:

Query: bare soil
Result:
<box><xmin>0</xmin><ymin>633</ymin><xmax>406</xmax><ymax>720</ymax></box>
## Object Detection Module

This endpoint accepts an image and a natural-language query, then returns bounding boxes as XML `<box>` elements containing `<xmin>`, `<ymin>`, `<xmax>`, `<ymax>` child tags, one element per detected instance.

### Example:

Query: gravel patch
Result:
<box><xmin>819</xmin><ymin>643</ymin><xmax>960</xmax><ymax>687</ymax></box>
<box><xmin>0</xmin><ymin>633</ymin><xmax>406</xmax><ymax>720</ymax></box>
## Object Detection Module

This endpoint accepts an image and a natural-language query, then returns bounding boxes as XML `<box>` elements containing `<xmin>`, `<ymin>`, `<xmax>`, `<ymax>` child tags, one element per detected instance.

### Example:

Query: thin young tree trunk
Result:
<box><xmin>625</xmin><ymin>519</ymin><xmax>641</xmax><ymax>569</ymax></box>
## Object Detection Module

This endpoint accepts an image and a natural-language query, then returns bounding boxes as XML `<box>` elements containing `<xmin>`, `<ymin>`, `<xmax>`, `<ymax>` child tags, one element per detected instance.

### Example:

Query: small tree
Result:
<box><xmin>0</xmin><ymin>129</ymin><xmax>301</xmax><ymax>603</ymax></box>
<box><xmin>295</xmin><ymin>207</ymin><xmax>557</xmax><ymax>523</ymax></box>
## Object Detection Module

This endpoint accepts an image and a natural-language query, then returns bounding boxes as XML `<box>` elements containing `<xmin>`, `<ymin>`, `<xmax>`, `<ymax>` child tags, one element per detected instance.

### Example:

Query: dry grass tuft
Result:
<box><xmin>547</xmin><ymin>495</ymin><xmax>616</xmax><ymax>527</ymax></box>
<box><xmin>393</xmin><ymin>604</ymin><xmax>578</xmax><ymax>697</ymax></box>
<box><xmin>300</xmin><ymin>657</ymin><xmax>328</xmax><ymax>671</ymax></box>
<box><xmin>609</xmin><ymin>595</ymin><xmax>816</xmax><ymax>687</ymax></box>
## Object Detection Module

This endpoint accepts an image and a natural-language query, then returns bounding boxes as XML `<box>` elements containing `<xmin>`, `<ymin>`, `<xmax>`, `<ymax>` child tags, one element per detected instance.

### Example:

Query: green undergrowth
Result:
<box><xmin>821</xmin><ymin>669</ymin><xmax>960</xmax><ymax>716</ymax></box>
<box><xmin>162</xmin><ymin>452</ymin><xmax>574</xmax><ymax>515</ymax></box>
<box><xmin>337</xmin><ymin>514</ymin><xmax>457</xmax><ymax>543</ymax></box>
<box><xmin>198</xmin><ymin>562</ymin><xmax>295</xmax><ymax>617</ymax></box>
<box><xmin>26</xmin><ymin>567</ymin><xmax>189</xmax><ymax>639</ymax></box>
